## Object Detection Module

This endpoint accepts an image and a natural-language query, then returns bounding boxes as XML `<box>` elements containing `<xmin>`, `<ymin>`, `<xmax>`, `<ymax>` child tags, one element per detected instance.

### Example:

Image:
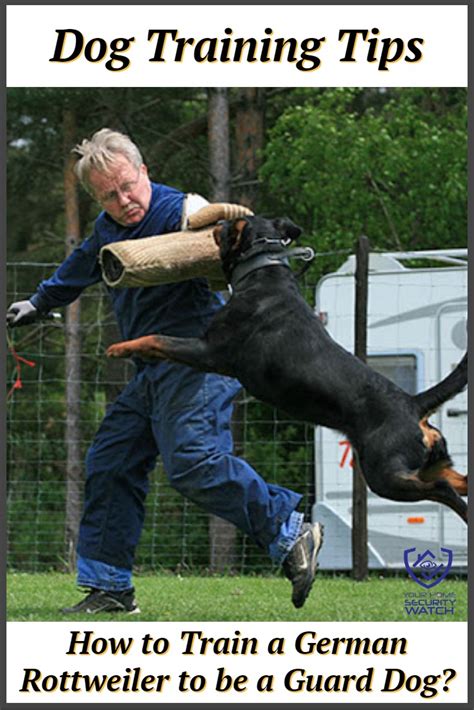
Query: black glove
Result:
<box><xmin>6</xmin><ymin>300</ymin><xmax>40</xmax><ymax>327</ymax></box>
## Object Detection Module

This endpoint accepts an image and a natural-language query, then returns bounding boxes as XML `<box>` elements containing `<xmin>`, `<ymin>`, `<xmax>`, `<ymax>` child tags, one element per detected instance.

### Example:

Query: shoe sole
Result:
<box><xmin>83</xmin><ymin>605</ymin><xmax>141</xmax><ymax>615</ymax></box>
<box><xmin>62</xmin><ymin>603</ymin><xmax>141</xmax><ymax>615</ymax></box>
<box><xmin>292</xmin><ymin>522</ymin><xmax>324</xmax><ymax>609</ymax></box>
<box><xmin>60</xmin><ymin>590</ymin><xmax>140</xmax><ymax>615</ymax></box>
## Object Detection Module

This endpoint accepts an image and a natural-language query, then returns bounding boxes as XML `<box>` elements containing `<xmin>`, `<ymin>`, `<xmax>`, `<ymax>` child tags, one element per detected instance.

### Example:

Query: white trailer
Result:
<box><xmin>311</xmin><ymin>249</ymin><xmax>468</xmax><ymax>570</ymax></box>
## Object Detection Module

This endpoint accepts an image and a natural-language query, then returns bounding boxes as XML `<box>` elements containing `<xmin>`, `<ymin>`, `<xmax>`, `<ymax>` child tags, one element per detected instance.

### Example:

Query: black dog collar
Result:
<box><xmin>230</xmin><ymin>246</ymin><xmax>314</xmax><ymax>289</ymax></box>
<box><xmin>231</xmin><ymin>251</ymin><xmax>290</xmax><ymax>288</ymax></box>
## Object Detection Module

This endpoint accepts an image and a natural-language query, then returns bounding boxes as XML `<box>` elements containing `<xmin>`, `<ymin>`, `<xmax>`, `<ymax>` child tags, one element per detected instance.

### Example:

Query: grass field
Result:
<box><xmin>7</xmin><ymin>571</ymin><xmax>467</xmax><ymax>622</ymax></box>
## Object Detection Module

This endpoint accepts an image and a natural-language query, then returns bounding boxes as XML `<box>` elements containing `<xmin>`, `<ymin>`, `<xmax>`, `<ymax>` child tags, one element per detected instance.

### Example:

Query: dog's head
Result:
<box><xmin>213</xmin><ymin>215</ymin><xmax>302</xmax><ymax>278</ymax></box>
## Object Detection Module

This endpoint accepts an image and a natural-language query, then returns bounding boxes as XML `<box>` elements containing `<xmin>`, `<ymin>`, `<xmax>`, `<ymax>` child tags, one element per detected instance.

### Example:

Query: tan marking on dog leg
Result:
<box><xmin>438</xmin><ymin>467</ymin><xmax>468</xmax><ymax>496</ymax></box>
<box><xmin>419</xmin><ymin>417</ymin><xmax>442</xmax><ymax>448</ymax></box>
<box><xmin>107</xmin><ymin>335</ymin><xmax>164</xmax><ymax>360</ymax></box>
<box><xmin>417</xmin><ymin>462</ymin><xmax>468</xmax><ymax>496</ymax></box>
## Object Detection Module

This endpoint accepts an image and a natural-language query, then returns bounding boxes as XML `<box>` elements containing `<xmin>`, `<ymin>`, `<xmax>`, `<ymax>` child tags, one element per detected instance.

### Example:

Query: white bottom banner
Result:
<box><xmin>7</xmin><ymin>621</ymin><xmax>468</xmax><ymax>703</ymax></box>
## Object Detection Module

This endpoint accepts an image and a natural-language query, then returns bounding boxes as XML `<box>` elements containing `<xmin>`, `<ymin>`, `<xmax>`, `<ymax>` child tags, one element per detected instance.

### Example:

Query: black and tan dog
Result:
<box><xmin>107</xmin><ymin>216</ymin><xmax>468</xmax><ymax>523</ymax></box>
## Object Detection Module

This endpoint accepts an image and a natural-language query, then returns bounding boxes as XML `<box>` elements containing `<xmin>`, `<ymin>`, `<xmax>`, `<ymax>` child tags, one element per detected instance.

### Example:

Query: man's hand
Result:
<box><xmin>6</xmin><ymin>300</ymin><xmax>39</xmax><ymax>327</ymax></box>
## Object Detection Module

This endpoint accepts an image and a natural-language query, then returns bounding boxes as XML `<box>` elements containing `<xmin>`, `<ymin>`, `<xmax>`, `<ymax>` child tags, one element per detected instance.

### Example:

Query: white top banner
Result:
<box><xmin>6</xmin><ymin>4</ymin><xmax>468</xmax><ymax>87</ymax></box>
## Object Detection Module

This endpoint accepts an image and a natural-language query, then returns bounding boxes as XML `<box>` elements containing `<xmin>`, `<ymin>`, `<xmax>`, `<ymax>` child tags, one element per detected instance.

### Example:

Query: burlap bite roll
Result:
<box><xmin>99</xmin><ymin>202</ymin><xmax>253</xmax><ymax>289</ymax></box>
<box><xmin>186</xmin><ymin>202</ymin><xmax>253</xmax><ymax>229</ymax></box>
<box><xmin>100</xmin><ymin>227</ymin><xmax>226</xmax><ymax>288</ymax></box>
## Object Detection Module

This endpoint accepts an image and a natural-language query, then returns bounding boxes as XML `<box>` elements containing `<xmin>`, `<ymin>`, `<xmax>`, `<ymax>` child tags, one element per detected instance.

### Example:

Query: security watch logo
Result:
<box><xmin>404</xmin><ymin>547</ymin><xmax>453</xmax><ymax>589</ymax></box>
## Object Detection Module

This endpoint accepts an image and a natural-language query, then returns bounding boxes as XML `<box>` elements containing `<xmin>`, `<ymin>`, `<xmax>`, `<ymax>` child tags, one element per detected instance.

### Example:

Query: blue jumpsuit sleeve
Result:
<box><xmin>29</xmin><ymin>232</ymin><xmax>102</xmax><ymax>313</ymax></box>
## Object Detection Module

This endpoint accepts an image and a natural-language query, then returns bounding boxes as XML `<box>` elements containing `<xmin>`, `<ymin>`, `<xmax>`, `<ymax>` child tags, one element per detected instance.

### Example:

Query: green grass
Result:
<box><xmin>7</xmin><ymin>572</ymin><xmax>467</xmax><ymax>622</ymax></box>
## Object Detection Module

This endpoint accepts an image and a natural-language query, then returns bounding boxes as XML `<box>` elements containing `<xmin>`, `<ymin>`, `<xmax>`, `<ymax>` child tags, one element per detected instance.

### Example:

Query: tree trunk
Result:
<box><xmin>207</xmin><ymin>88</ymin><xmax>237</xmax><ymax>572</ymax></box>
<box><xmin>234</xmin><ymin>88</ymin><xmax>265</xmax><ymax>208</ymax></box>
<box><xmin>63</xmin><ymin>108</ymin><xmax>82</xmax><ymax>572</ymax></box>
<box><xmin>207</xmin><ymin>89</ymin><xmax>266</xmax><ymax>572</ymax></box>
<box><xmin>208</xmin><ymin>87</ymin><xmax>230</xmax><ymax>201</ymax></box>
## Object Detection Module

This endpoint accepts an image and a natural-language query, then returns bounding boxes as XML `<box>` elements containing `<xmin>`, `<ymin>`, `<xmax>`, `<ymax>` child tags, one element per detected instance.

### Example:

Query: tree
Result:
<box><xmin>260</xmin><ymin>88</ymin><xmax>467</xmax><ymax>253</ymax></box>
<box><xmin>233</xmin><ymin>88</ymin><xmax>265</xmax><ymax>208</ymax></box>
<box><xmin>62</xmin><ymin>107</ymin><xmax>82</xmax><ymax>571</ymax></box>
<box><xmin>208</xmin><ymin>87</ymin><xmax>230</xmax><ymax>202</ymax></box>
<box><xmin>207</xmin><ymin>87</ymin><xmax>238</xmax><ymax>572</ymax></box>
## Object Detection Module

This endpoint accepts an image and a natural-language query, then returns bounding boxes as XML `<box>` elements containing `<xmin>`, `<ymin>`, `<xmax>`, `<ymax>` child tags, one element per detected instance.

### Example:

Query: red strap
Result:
<box><xmin>7</xmin><ymin>345</ymin><xmax>36</xmax><ymax>398</ymax></box>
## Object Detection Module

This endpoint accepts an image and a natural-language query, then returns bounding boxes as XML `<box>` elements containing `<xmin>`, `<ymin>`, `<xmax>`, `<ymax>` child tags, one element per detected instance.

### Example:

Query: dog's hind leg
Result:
<box><xmin>439</xmin><ymin>468</ymin><xmax>468</xmax><ymax>496</ymax></box>
<box><xmin>107</xmin><ymin>334</ymin><xmax>228</xmax><ymax>374</ymax></box>
<box><xmin>418</xmin><ymin>464</ymin><xmax>468</xmax><ymax>496</ymax></box>
<box><xmin>422</xmin><ymin>478</ymin><xmax>468</xmax><ymax>522</ymax></box>
<box><xmin>373</xmin><ymin>469</ymin><xmax>468</xmax><ymax>524</ymax></box>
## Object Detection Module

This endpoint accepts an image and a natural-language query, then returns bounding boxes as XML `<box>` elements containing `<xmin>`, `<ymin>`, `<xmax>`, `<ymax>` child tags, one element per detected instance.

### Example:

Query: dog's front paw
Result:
<box><xmin>107</xmin><ymin>335</ymin><xmax>165</xmax><ymax>360</ymax></box>
<box><xmin>107</xmin><ymin>342</ymin><xmax>134</xmax><ymax>358</ymax></box>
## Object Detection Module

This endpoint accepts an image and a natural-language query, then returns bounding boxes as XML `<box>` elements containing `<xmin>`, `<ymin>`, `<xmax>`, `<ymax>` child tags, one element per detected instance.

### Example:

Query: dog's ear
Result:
<box><xmin>212</xmin><ymin>219</ymin><xmax>248</xmax><ymax>252</ymax></box>
<box><xmin>212</xmin><ymin>224</ymin><xmax>224</xmax><ymax>247</ymax></box>
<box><xmin>272</xmin><ymin>217</ymin><xmax>302</xmax><ymax>243</ymax></box>
<box><xmin>226</xmin><ymin>218</ymin><xmax>248</xmax><ymax>251</ymax></box>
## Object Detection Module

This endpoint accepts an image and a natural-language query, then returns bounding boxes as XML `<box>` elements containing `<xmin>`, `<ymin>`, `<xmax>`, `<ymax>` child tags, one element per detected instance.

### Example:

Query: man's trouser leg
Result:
<box><xmin>77</xmin><ymin>371</ymin><xmax>157</xmax><ymax>583</ymax></box>
<box><xmin>150</xmin><ymin>364</ymin><xmax>302</xmax><ymax>552</ymax></box>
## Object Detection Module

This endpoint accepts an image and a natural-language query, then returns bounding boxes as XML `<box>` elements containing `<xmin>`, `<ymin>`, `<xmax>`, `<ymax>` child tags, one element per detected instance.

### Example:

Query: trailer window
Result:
<box><xmin>368</xmin><ymin>354</ymin><xmax>418</xmax><ymax>394</ymax></box>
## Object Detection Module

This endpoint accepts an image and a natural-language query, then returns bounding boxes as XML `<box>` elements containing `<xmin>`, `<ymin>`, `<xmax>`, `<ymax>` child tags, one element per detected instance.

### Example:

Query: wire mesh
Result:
<box><xmin>7</xmin><ymin>253</ymin><xmax>468</xmax><ymax>575</ymax></box>
<box><xmin>6</xmin><ymin>261</ymin><xmax>318</xmax><ymax>573</ymax></box>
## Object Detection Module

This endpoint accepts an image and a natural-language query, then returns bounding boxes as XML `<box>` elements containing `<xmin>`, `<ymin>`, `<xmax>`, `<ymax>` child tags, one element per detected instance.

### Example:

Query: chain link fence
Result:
<box><xmin>7</xmin><ymin>261</ymin><xmax>324</xmax><ymax>574</ymax></box>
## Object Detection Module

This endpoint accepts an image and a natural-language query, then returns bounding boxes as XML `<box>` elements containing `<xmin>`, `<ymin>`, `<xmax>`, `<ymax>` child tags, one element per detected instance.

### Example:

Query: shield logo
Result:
<box><xmin>404</xmin><ymin>547</ymin><xmax>454</xmax><ymax>589</ymax></box>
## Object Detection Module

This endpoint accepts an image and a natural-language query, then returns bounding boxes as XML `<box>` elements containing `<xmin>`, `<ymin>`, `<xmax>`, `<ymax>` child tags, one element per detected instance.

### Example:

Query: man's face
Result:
<box><xmin>88</xmin><ymin>155</ymin><xmax>152</xmax><ymax>226</ymax></box>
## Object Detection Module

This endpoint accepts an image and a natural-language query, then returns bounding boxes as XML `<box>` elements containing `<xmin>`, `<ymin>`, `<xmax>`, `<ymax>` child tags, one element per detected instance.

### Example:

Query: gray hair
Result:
<box><xmin>73</xmin><ymin>128</ymin><xmax>144</xmax><ymax>192</ymax></box>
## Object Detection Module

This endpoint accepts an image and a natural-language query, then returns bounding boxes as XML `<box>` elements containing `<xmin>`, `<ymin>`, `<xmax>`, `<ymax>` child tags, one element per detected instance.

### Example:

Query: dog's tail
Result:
<box><xmin>414</xmin><ymin>352</ymin><xmax>467</xmax><ymax>416</ymax></box>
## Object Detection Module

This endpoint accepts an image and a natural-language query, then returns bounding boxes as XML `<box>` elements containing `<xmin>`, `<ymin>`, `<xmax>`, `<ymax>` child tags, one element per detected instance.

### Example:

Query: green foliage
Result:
<box><xmin>7</xmin><ymin>87</ymin><xmax>211</xmax><ymax>260</ymax></box>
<box><xmin>260</xmin><ymin>88</ymin><xmax>467</xmax><ymax>253</ymax></box>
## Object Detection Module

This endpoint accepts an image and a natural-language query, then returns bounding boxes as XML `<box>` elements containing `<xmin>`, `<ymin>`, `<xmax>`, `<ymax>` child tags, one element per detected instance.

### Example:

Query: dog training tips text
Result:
<box><xmin>49</xmin><ymin>28</ymin><xmax>424</xmax><ymax>72</ymax></box>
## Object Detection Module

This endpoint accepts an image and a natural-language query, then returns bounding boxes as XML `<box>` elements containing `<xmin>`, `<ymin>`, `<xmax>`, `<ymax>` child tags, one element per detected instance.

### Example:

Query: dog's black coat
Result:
<box><xmin>108</xmin><ymin>216</ymin><xmax>468</xmax><ymax>522</ymax></box>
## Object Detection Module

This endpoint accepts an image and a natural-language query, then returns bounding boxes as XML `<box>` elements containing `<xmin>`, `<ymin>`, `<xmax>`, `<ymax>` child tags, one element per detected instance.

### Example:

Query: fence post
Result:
<box><xmin>352</xmin><ymin>235</ymin><xmax>370</xmax><ymax>580</ymax></box>
<box><xmin>63</xmin><ymin>109</ymin><xmax>82</xmax><ymax>572</ymax></box>
<box><xmin>207</xmin><ymin>87</ymin><xmax>238</xmax><ymax>570</ymax></box>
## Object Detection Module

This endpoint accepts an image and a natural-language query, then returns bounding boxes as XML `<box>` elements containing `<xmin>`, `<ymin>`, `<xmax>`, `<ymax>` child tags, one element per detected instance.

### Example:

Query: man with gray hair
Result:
<box><xmin>7</xmin><ymin>128</ymin><xmax>322</xmax><ymax>614</ymax></box>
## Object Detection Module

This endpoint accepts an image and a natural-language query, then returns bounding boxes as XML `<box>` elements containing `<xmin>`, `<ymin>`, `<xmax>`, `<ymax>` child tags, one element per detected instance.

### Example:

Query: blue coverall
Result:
<box><xmin>30</xmin><ymin>183</ymin><xmax>303</xmax><ymax>591</ymax></box>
